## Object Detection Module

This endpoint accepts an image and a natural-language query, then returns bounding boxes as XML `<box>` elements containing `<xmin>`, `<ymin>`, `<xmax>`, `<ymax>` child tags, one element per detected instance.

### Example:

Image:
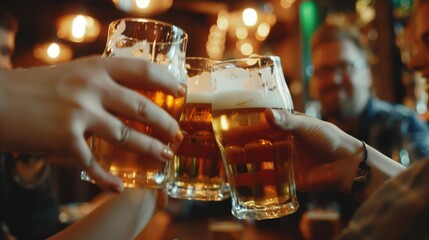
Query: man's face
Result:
<box><xmin>0</xmin><ymin>27</ymin><xmax>15</xmax><ymax>69</ymax></box>
<box><xmin>409</xmin><ymin>2</ymin><xmax>429</xmax><ymax>78</ymax></box>
<box><xmin>311</xmin><ymin>39</ymin><xmax>371</xmax><ymax>119</ymax></box>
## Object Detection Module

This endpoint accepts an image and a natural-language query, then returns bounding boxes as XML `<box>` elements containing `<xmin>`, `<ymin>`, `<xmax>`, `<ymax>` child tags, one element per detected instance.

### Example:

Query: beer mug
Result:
<box><xmin>167</xmin><ymin>57</ymin><xmax>230</xmax><ymax>201</ymax></box>
<box><xmin>211</xmin><ymin>56</ymin><xmax>299</xmax><ymax>220</ymax></box>
<box><xmin>81</xmin><ymin>18</ymin><xmax>188</xmax><ymax>189</ymax></box>
<box><xmin>300</xmin><ymin>202</ymin><xmax>341</xmax><ymax>240</ymax></box>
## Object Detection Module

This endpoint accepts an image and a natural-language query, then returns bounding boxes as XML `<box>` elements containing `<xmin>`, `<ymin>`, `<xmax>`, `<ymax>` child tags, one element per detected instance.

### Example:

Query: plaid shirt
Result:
<box><xmin>349</xmin><ymin>98</ymin><xmax>429</xmax><ymax>164</ymax></box>
<box><xmin>337</xmin><ymin>159</ymin><xmax>429</xmax><ymax>240</ymax></box>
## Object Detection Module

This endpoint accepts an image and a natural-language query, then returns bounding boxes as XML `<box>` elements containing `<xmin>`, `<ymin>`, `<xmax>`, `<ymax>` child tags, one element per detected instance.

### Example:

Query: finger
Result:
<box><xmin>101</xmin><ymin>57</ymin><xmax>186</xmax><ymax>98</ymax></box>
<box><xmin>101</xmin><ymin>82</ymin><xmax>182</xmax><ymax>144</ymax></box>
<box><xmin>88</xmin><ymin>111</ymin><xmax>175</xmax><ymax>162</ymax></box>
<box><xmin>265</xmin><ymin>108</ymin><xmax>297</xmax><ymax>131</ymax></box>
<box><xmin>70</xmin><ymin>137</ymin><xmax>124</xmax><ymax>193</ymax></box>
<box><xmin>265</xmin><ymin>109</ymin><xmax>315</xmax><ymax>133</ymax></box>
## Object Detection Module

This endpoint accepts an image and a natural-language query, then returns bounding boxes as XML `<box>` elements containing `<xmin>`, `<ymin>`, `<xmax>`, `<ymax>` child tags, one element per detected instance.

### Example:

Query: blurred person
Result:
<box><xmin>0</xmin><ymin>8</ymin><xmax>61</xmax><ymax>240</ymax></box>
<box><xmin>309</xmin><ymin>23</ymin><xmax>429</xmax><ymax>165</ymax></box>
<box><xmin>304</xmin><ymin>21</ymin><xmax>429</xmax><ymax>234</ymax></box>
<box><xmin>277</xmin><ymin>0</ymin><xmax>429</xmax><ymax>237</ymax></box>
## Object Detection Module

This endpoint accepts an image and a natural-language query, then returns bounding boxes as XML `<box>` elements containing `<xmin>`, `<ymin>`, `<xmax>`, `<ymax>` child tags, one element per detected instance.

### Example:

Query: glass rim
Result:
<box><xmin>185</xmin><ymin>56</ymin><xmax>216</xmax><ymax>61</ymax></box>
<box><xmin>109</xmin><ymin>17</ymin><xmax>188</xmax><ymax>41</ymax></box>
<box><xmin>185</xmin><ymin>57</ymin><xmax>220</xmax><ymax>71</ymax></box>
<box><xmin>211</xmin><ymin>55</ymin><xmax>281</xmax><ymax>70</ymax></box>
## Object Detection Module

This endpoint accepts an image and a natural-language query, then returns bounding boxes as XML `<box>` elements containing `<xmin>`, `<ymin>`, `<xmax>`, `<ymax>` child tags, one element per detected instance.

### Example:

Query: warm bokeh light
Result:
<box><xmin>47</xmin><ymin>43</ymin><xmax>60</xmax><ymax>58</ymax></box>
<box><xmin>206</xmin><ymin>24</ymin><xmax>226</xmax><ymax>60</ymax></box>
<box><xmin>217</xmin><ymin>14</ymin><xmax>229</xmax><ymax>30</ymax></box>
<box><xmin>281</xmin><ymin>0</ymin><xmax>296</xmax><ymax>8</ymax></box>
<box><xmin>207</xmin><ymin>3</ymin><xmax>276</xmax><ymax>58</ymax></box>
<box><xmin>356</xmin><ymin>0</ymin><xmax>375</xmax><ymax>24</ymax></box>
<box><xmin>256</xmin><ymin>22</ymin><xmax>270</xmax><ymax>39</ymax></box>
<box><xmin>242</xmin><ymin>8</ymin><xmax>258</xmax><ymax>26</ymax></box>
<box><xmin>56</xmin><ymin>14</ymin><xmax>101</xmax><ymax>43</ymax></box>
<box><xmin>33</xmin><ymin>42</ymin><xmax>73</xmax><ymax>64</ymax></box>
<box><xmin>236</xmin><ymin>40</ymin><xmax>253</xmax><ymax>56</ymax></box>
<box><xmin>71</xmin><ymin>15</ymin><xmax>86</xmax><ymax>39</ymax></box>
<box><xmin>236</xmin><ymin>27</ymin><xmax>248</xmax><ymax>39</ymax></box>
<box><xmin>136</xmin><ymin>0</ymin><xmax>150</xmax><ymax>8</ymax></box>
<box><xmin>113</xmin><ymin>0</ymin><xmax>173</xmax><ymax>16</ymax></box>
<box><xmin>240</xmin><ymin>42</ymin><xmax>253</xmax><ymax>55</ymax></box>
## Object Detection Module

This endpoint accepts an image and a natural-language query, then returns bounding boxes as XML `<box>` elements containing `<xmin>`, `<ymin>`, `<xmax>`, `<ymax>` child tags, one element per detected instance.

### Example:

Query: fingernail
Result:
<box><xmin>161</xmin><ymin>147</ymin><xmax>174</xmax><ymax>161</ymax></box>
<box><xmin>178</xmin><ymin>84</ymin><xmax>187</xmax><ymax>96</ymax></box>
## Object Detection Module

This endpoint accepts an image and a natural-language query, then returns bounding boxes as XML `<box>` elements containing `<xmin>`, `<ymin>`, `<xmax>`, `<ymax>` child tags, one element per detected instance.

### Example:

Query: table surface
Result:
<box><xmin>135</xmin><ymin>199</ymin><xmax>305</xmax><ymax>240</ymax></box>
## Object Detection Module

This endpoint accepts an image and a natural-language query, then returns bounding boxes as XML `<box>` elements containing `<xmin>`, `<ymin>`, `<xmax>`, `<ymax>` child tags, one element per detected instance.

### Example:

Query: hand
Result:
<box><xmin>0</xmin><ymin>55</ymin><xmax>186</xmax><ymax>192</ymax></box>
<box><xmin>265</xmin><ymin>109</ymin><xmax>364</xmax><ymax>194</ymax></box>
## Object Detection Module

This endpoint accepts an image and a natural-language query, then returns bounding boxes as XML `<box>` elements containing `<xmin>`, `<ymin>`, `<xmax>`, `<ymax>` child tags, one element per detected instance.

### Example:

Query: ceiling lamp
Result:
<box><xmin>112</xmin><ymin>0</ymin><xmax>173</xmax><ymax>16</ymax></box>
<box><xmin>33</xmin><ymin>42</ymin><xmax>73</xmax><ymax>64</ymax></box>
<box><xmin>227</xmin><ymin>5</ymin><xmax>276</xmax><ymax>42</ymax></box>
<box><xmin>56</xmin><ymin>14</ymin><xmax>101</xmax><ymax>43</ymax></box>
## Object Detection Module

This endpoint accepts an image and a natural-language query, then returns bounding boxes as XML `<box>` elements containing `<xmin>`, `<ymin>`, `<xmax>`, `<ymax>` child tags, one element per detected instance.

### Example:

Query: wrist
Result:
<box><xmin>337</xmin><ymin>138</ymin><xmax>366</xmax><ymax>195</ymax></box>
<box><xmin>350</xmin><ymin>141</ymin><xmax>371</xmax><ymax>202</ymax></box>
<box><xmin>344</xmin><ymin>143</ymin><xmax>400</xmax><ymax>202</ymax></box>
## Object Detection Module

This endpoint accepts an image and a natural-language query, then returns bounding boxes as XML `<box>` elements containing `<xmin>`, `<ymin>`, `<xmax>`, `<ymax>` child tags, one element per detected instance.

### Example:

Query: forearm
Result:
<box><xmin>361</xmin><ymin>145</ymin><xmax>405</xmax><ymax>199</ymax></box>
<box><xmin>343</xmin><ymin>143</ymin><xmax>406</xmax><ymax>202</ymax></box>
<box><xmin>48</xmin><ymin>189</ymin><xmax>160</xmax><ymax>240</ymax></box>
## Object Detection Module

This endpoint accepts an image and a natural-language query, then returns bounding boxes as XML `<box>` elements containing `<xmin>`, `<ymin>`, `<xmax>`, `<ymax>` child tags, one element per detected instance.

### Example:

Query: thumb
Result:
<box><xmin>264</xmin><ymin>108</ymin><xmax>307</xmax><ymax>133</ymax></box>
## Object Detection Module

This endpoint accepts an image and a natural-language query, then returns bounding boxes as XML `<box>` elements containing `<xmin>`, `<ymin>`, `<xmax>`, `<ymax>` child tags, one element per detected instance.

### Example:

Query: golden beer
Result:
<box><xmin>168</xmin><ymin>102</ymin><xmax>229</xmax><ymax>200</ymax></box>
<box><xmin>88</xmin><ymin>91</ymin><xmax>185</xmax><ymax>188</ymax></box>
<box><xmin>167</xmin><ymin>57</ymin><xmax>229</xmax><ymax>200</ymax></box>
<box><xmin>212</xmin><ymin>56</ymin><xmax>297</xmax><ymax>219</ymax></box>
<box><xmin>212</xmin><ymin>107</ymin><xmax>298</xmax><ymax>219</ymax></box>
<box><xmin>82</xmin><ymin>18</ymin><xmax>188</xmax><ymax>189</ymax></box>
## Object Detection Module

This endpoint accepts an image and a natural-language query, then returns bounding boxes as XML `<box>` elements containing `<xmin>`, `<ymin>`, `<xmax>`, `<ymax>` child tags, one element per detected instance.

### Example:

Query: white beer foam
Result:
<box><xmin>212</xmin><ymin>65</ymin><xmax>293</xmax><ymax>110</ymax></box>
<box><xmin>187</xmin><ymin>71</ymin><xmax>212</xmax><ymax>92</ymax></box>
<box><xmin>212</xmin><ymin>90</ymin><xmax>287</xmax><ymax>110</ymax></box>
<box><xmin>187</xmin><ymin>92</ymin><xmax>212</xmax><ymax>103</ymax></box>
<box><xmin>186</xmin><ymin>71</ymin><xmax>212</xmax><ymax>103</ymax></box>
<box><xmin>213</xmin><ymin>66</ymin><xmax>277</xmax><ymax>92</ymax></box>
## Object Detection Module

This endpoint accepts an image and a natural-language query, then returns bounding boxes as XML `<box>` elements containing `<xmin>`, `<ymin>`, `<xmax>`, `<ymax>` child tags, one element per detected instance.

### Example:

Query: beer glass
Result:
<box><xmin>167</xmin><ymin>57</ymin><xmax>230</xmax><ymax>201</ymax></box>
<box><xmin>81</xmin><ymin>18</ymin><xmax>188</xmax><ymax>189</ymax></box>
<box><xmin>300</xmin><ymin>204</ymin><xmax>341</xmax><ymax>240</ymax></box>
<box><xmin>211</xmin><ymin>56</ymin><xmax>298</xmax><ymax>220</ymax></box>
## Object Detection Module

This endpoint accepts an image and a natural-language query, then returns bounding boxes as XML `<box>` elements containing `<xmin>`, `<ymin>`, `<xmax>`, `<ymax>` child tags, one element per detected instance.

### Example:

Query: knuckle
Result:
<box><xmin>137</xmin><ymin>99</ymin><xmax>149</xmax><ymax>118</ymax></box>
<box><xmin>147</xmin><ymin>139</ymin><xmax>155</xmax><ymax>153</ymax></box>
<box><xmin>116</xmin><ymin>124</ymin><xmax>131</xmax><ymax>146</ymax></box>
